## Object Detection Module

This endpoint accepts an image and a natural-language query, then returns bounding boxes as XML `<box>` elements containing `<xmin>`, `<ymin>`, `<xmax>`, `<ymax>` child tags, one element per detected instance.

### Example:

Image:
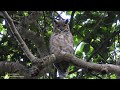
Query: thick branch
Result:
<box><xmin>2</xmin><ymin>11</ymin><xmax>36</xmax><ymax>62</ymax></box>
<box><xmin>28</xmin><ymin>54</ymin><xmax>56</xmax><ymax>77</ymax></box>
<box><xmin>34</xmin><ymin>53</ymin><xmax>120</xmax><ymax>76</ymax></box>
<box><xmin>0</xmin><ymin>53</ymin><xmax>120</xmax><ymax>78</ymax></box>
<box><xmin>33</xmin><ymin>53</ymin><xmax>120</xmax><ymax>76</ymax></box>
<box><xmin>0</xmin><ymin>61</ymin><xmax>30</xmax><ymax>79</ymax></box>
<box><xmin>0</xmin><ymin>54</ymin><xmax>56</xmax><ymax>79</ymax></box>
<box><xmin>62</xmin><ymin>53</ymin><xmax>120</xmax><ymax>75</ymax></box>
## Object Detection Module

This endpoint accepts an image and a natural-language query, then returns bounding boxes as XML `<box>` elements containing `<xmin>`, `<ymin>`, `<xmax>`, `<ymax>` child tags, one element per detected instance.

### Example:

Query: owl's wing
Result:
<box><xmin>49</xmin><ymin>33</ymin><xmax>61</xmax><ymax>56</ymax></box>
<box><xmin>64</xmin><ymin>32</ymin><xmax>74</xmax><ymax>54</ymax></box>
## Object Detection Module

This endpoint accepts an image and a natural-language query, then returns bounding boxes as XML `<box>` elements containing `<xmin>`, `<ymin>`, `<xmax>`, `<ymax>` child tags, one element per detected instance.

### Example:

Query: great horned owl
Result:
<box><xmin>49</xmin><ymin>19</ymin><xmax>74</xmax><ymax>78</ymax></box>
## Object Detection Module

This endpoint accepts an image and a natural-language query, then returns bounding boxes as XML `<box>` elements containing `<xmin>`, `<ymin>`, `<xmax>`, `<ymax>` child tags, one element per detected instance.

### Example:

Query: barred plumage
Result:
<box><xmin>49</xmin><ymin>19</ymin><xmax>74</xmax><ymax>78</ymax></box>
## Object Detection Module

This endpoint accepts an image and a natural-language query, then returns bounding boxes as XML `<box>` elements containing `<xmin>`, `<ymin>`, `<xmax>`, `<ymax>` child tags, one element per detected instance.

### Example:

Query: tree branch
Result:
<box><xmin>17</xmin><ymin>11</ymin><xmax>48</xmax><ymax>57</ymax></box>
<box><xmin>17</xmin><ymin>26</ymin><xmax>48</xmax><ymax>57</ymax></box>
<box><xmin>69</xmin><ymin>11</ymin><xmax>76</xmax><ymax>30</ymax></box>
<box><xmin>87</xmin><ymin>30</ymin><xmax>120</xmax><ymax>62</ymax></box>
<box><xmin>2</xmin><ymin>11</ymin><xmax>56</xmax><ymax>78</ymax></box>
<box><xmin>34</xmin><ymin>53</ymin><xmax>120</xmax><ymax>76</ymax></box>
<box><xmin>2</xmin><ymin>11</ymin><xmax>36</xmax><ymax>62</ymax></box>
<box><xmin>0</xmin><ymin>61</ymin><xmax>30</xmax><ymax>79</ymax></box>
<box><xmin>0</xmin><ymin>54</ymin><xmax>56</xmax><ymax>79</ymax></box>
<box><xmin>0</xmin><ymin>53</ymin><xmax>120</xmax><ymax>78</ymax></box>
<box><xmin>27</xmin><ymin>54</ymin><xmax>56</xmax><ymax>77</ymax></box>
<box><xmin>63</xmin><ymin>53</ymin><xmax>120</xmax><ymax>75</ymax></box>
<box><xmin>27</xmin><ymin>53</ymin><xmax>120</xmax><ymax>78</ymax></box>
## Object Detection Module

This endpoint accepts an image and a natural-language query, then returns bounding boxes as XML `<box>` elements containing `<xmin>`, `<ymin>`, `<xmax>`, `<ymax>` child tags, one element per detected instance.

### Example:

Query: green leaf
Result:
<box><xmin>23</xmin><ymin>11</ymin><xmax>28</xmax><ymax>16</ymax></box>
<box><xmin>0</xmin><ymin>23</ymin><xmax>5</xmax><ymax>32</ymax></box>
<box><xmin>66</xmin><ymin>11</ymin><xmax>72</xmax><ymax>15</ymax></box>
<box><xmin>110</xmin><ymin>74</ymin><xmax>116</xmax><ymax>79</ymax></box>
<box><xmin>75</xmin><ymin>42</ymin><xmax>85</xmax><ymax>53</ymax></box>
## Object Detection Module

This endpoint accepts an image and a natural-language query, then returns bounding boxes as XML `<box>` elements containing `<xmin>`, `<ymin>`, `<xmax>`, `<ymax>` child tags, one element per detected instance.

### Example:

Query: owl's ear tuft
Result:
<box><xmin>65</xmin><ymin>19</ymin><xmax>69</xmax><ymax>24</ymax></box>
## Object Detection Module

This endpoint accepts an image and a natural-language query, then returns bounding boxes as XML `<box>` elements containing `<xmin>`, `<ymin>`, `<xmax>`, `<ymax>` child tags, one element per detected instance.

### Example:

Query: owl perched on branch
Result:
<box><xmin>49</xmin><ymin>19</ymin><xmax>74</xmax><ymax>78</ymax></box>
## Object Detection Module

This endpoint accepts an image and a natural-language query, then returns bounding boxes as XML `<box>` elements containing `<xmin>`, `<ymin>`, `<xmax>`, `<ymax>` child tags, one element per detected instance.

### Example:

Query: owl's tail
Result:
<box><xmin>54</xmin><ymin>61</ymin><xmax>69</xmax><ymax>79</ymax></box>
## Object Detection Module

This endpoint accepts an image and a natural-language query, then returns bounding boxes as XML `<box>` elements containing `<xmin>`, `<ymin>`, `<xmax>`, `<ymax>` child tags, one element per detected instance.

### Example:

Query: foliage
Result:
<box><xmin>0</xmin><ymin>11</ymin><xmax>120</xmax><ymax>79</ymax></box>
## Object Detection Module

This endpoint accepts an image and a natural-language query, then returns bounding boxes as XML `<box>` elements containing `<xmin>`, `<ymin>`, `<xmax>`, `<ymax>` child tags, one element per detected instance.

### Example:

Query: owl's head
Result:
<box><xmin>54</xmin><ymin>19</ymin><xmax>70</xmax><ymax>32</ymax></box>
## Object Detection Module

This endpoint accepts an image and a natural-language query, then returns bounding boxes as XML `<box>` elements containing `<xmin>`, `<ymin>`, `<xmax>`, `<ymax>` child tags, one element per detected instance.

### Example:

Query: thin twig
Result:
<box><xmin>74</xmin><ymin>12</ymin><xmax>109</xmax><ymax>62</ymax></box>
<box><xmin>87</xmin><ymin>30</ymin><xmax>120</xmax><ymax>62</ymax></box>
<box><xmin>69</xmin><ymin>11</ymin><xmax>76</xmax><ymax>30</ymax></box>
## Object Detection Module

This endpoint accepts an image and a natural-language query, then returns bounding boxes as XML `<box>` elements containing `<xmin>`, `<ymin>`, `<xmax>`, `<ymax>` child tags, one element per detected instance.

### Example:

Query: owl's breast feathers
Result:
<box><xmin>49</xmin><ymin>30</ymin><xmax>74</xmax><ymax>57</ymax></box>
